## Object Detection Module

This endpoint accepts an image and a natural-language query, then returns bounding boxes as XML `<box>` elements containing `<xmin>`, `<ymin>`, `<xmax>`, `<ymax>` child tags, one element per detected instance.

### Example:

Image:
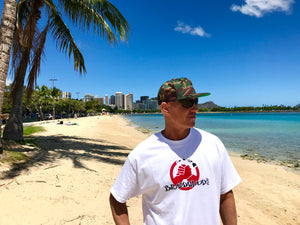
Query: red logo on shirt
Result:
<box><xmin>170</xmin><ymin>159</ymin><xmax>200</xmax><ymax>191</ymax></box>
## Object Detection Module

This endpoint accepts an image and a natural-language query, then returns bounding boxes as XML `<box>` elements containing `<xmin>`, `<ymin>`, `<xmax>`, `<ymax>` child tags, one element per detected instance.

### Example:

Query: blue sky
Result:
<box><xmin>2</xmin><ymin>0</ymin><xmax>300</xmax><ymax>107</ymax></box>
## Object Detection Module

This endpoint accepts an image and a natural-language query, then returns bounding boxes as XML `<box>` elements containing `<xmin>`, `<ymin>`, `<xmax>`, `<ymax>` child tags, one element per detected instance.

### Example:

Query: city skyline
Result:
<box><xmin>76</xmin><ymin>91</ymin><xmax>157</xmax><ymax>104</ymax></box>
<box><xmin>78</xmin><ymin>91</ymin><xmax>159</xmax><ymax>110</ymax></box>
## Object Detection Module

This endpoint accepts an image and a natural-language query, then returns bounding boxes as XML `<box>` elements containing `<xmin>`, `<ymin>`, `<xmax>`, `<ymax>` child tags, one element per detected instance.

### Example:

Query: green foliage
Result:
<box><xmin>12</xmin><ymin>0</ymin><xmax>131</xmax><ymax>95</ymax></box>
<box><xmin>23</xmin><ymin>126</ymin><xmax>45</xmax><ymax>135</ymax></box>
<box><xmin>85</xmin><ymin>100</ymin><xmax>98</xmax><ymax>111</ymax></box>
<box><xmin>294</xmin><ymin>104</ymin><xmax>300</xmax><ymax>110</ymax></box>
<box><xmin>209</xmin><ymin>105</ymin><xmax>299</xmax><ymax>112</ymax></box>
<box><xmin>132</xmin><ymin>109</ymin><xmax>161</xmax><ymax>114</ymax></box>
<box><xmin>198</xmin><ymin>108</ymin><xmax>209</xmax><ymax>112</ymax></box>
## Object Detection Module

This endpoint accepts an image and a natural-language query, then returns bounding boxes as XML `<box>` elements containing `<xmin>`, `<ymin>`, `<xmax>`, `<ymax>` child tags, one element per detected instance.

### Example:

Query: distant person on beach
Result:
<box><xmin>109</xmin><ymin>77</ymin><xmax>241</xmax><ymax>225</ymax></box>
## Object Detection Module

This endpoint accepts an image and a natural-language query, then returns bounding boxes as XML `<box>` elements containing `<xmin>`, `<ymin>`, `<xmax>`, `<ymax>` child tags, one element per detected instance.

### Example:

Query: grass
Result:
<box><xmin>0</xmin><ymin>150</ymin><xmax>28</xmax><ymax>163</ymax></box>
<box><xmin>0</xmin><ymin>125</ymin><xmax>45</xmax><ymax>164</ymax></box>
<box><xmin>23</xmin><ymin>126</ymin><xmax>45</xmax><ymax>135</ymax></box>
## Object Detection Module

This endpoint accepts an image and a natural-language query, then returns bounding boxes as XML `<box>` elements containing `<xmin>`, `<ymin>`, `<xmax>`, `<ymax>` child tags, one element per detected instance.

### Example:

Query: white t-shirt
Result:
<box><xmin>111</xmin><ymin>128</ymin><xmax>241</xmax><ymax>225</ymax></box>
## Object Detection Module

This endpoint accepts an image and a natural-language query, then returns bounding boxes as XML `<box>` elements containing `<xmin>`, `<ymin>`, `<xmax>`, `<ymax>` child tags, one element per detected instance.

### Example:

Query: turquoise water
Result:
<box><xmin>124</xmin><ymin>113</ymin><xmax>300</xmax><ymax>163</ymax></box>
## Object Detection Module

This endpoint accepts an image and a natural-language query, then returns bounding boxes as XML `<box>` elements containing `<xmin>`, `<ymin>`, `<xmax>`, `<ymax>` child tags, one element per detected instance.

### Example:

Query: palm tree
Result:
<box><xmin>50</xmin><ymin>86</ymin><xmax>62</xmax><ymax>120</ymax></box>
<box><xmin>31</xmin><ymin>85</ymin><xmax>51</xmax><ymax>121</ymax></box>
<box><xmin>2</xmin><ymin>0</ymin><xmax>130</xmax><ymax>141</ymax></box>
<box><xmin>0</xmin><ymin>0</ymin><xmax>17</xmax><ymax>153</ymax></box>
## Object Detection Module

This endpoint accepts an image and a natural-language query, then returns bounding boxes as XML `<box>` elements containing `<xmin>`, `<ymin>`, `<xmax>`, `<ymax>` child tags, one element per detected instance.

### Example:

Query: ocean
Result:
<box><xmin>124</xmin><ymin>112</ymin><xmax>300</xmax><ymax>166</ymax></box>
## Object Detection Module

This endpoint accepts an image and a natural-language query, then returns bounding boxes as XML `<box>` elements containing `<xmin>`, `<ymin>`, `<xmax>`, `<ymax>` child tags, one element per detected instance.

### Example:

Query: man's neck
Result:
<box><xmin>162</xmin><ymin>127</ymin><xmax>191</xmax><ymax>141</ymax></box>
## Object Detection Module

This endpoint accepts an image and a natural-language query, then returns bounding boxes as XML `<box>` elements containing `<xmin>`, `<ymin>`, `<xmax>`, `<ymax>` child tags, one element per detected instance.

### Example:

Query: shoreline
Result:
<box><xmin>0</xmin><ymin>115</ymin><xmax>299</xmax><ymax>225</ymax></box>
<box><xmin>121</xmin><ymin>115</ymin><xmax>300</xmax><ymax>170</ymax></box>
<box><xmin>22</xmin><ymin>114</ymin><xmax>300</xmax><ymax>170</ymax></box>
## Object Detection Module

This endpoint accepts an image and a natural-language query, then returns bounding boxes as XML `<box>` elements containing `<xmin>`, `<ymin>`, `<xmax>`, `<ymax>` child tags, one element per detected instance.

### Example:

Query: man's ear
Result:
<box><xmin>160</xmin><ymin>102</ymin><xmax>169</xmax><ymax>113</ymax></box>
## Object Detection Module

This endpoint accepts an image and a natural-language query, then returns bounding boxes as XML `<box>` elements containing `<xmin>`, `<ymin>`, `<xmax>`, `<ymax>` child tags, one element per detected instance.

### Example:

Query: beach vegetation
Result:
<box><xmin>0</xmin><ymin>150</ymin><xmax>28</xmax><ymax>164</ymax></box>
<box><xmin>203</xmin><ymin>105</ymin><xmax>299</xmax><ymax>112</ymax></box>
<box><xmin>198</xmin><ymin>108</ymin><xmax>209</xmax><ymax>112</ymax></box>
<box><xmin>294</xmin><ymin>104</ymin><xmax>300</xmax><ymax>110</ymax></box>
<box><xmin>1</xmin><ymin>0</ymin><xmax>131</xmax><ymax>144</ymax></box>
<box><xmin>23</xmin><ymin>126</ymin><xmax>45</xmax><ymax>136</ymax></box>
<box><xmin>0</xmin><ymin>125</ymin><xmax>43</xmax><ymax>162</ymax></box>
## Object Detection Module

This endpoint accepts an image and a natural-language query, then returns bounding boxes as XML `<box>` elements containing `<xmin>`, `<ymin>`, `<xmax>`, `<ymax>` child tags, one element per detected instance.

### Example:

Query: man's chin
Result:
<box><xmin>188</xmin><ymin>120</ymin><xmax>196</xmax><ymax>128</ymax></box>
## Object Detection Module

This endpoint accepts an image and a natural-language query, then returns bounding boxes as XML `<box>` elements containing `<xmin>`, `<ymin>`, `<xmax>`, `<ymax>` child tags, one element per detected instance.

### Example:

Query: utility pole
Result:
<box><xmin>49</xmin><ymin>78</ymin><xmax>57</xmax><ymax>88</ymax></box>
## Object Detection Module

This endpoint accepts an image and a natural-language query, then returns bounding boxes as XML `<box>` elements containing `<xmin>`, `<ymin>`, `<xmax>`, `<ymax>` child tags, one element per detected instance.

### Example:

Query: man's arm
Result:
<box><xmin>109</xmin><ymin>193</ymin><xmax>130</xmax><ymax>225</ymax></box>
<box><xmin>220</xmin><ymin>190</ymin><xmax>238</xmax><ymax>225</ymax></box>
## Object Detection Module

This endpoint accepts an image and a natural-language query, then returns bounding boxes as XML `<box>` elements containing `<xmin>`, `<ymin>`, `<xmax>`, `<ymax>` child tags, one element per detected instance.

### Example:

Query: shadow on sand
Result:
<box><xmin>1</xmin><ymin>135</ymin><xmax>131</xmax><ymax>180</ymax></box>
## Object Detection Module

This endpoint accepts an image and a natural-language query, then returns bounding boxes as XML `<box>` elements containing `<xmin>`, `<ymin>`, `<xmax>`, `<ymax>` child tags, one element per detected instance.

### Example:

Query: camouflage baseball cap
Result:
<box><xmin>157</xmin><ymin>77</ymin><xmax>210</xmax><ymax>105</ymax></box>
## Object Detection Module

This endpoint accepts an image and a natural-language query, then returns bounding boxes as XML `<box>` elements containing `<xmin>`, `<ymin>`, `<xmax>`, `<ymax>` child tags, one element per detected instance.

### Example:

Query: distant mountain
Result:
<box><xmin>198</xmin><ymin>101</ymin><xmax>221</xmax><ymax>109</ymax></box>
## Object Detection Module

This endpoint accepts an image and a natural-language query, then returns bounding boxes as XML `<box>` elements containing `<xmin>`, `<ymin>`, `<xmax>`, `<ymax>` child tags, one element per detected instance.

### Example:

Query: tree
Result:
<box><xmin>3</xmin><ymin>0</ymin><xmax>130</xmax><ymax>141</ymax></box>
<box><xmin>31</xmin><ymin>85</ymin><xmax>52</xmax><ymax>121</ymax></box>
<box><xmin>50</xmin><ymin>86</ymin><xmax>62</xmax><ymax>119</ymax></box>
<box><xmin>56</xmin><ymin>98</ymin><xmax>85</xmax><ymax>118</ymax></box>
<box><xmin>0</xmin><ymin>0</ymin><xmax>17</xmax><ymax>152</ymax></box>
<box><xmin>85</xmin><ymin>100</ymin><xmax>98</xmax><ymax>115</ymax></box>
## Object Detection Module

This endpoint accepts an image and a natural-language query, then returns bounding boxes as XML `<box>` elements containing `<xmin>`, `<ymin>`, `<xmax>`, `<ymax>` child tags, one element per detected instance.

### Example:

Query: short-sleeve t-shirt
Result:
<box><xmin>111</xmin><ymin>128</ymin><xmax>241</xmax><ymax>225</ymax></box>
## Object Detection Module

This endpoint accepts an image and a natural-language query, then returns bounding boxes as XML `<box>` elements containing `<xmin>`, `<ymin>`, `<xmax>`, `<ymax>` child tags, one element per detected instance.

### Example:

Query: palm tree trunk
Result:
<box><xmin>3</xmin><ymin>45</ymin><xmax>31</xmax><ymax>142</ymax></box>
<box><xmin>3</xmin><ymin>74</ymin><xmax>25</xmax><ymax>141</ymax></box>
<box><xmin>52</xmin><ymin>102</ymin><xmax>55</xmax><ymax>120</ymax></box>
<box><xmin>0</xmin><ymin>0</ymin><xmax>17</xmax><ymax>153</ymax></box>
<box><xmin>4</xmin><ymin>0</ymin><xmax>43</xmax><ymax>142</ymax></box>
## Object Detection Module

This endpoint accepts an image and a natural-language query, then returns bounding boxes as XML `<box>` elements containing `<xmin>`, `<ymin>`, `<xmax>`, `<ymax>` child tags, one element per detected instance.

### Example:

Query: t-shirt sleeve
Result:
<box><xmin>220</xmin><ymin>145</ymin><xmax>242</xmax><ymax>194</ymax></box>
<box><xmin>110</xmin><ymin>157</ymin><xmax>141</xmax><ymax>203</ymax></box>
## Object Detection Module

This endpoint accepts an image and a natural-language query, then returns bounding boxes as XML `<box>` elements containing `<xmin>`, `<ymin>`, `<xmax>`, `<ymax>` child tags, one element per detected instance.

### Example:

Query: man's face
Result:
<box><xmin>166</xmin><ymin>99</ymin><xmax>198</xmax><ymax>129</ymax></box>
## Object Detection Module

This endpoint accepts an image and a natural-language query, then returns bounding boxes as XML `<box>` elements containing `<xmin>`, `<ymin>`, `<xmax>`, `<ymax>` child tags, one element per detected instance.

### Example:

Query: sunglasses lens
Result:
<box><xmin>180</xmin><ymin>98</ymin><xmax>198</xmax><ymax>108</ymax></box>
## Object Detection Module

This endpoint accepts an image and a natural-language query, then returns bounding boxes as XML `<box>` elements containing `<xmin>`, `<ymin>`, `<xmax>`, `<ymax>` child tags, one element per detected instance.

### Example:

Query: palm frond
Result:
<box><xmin>11</xmin><ymin>0</ymin><xmax>44</xmax><ymax>98</ymax></box>
<box><xmin>58</xmin><ymin>0</ymin><xmax>130</xmax><ymax>45</ymax></box>
<box><xmin>46</xmin><ymin>0</ymin><xmax>86</xmax><ymax>74</ymax></box>
<box><xmin>11</xmin><ymin>0</ymin><xmax>29</xmax><ymax>76</ymax></box>
<box><xmin>27</xmin><ymin>23</ymin><xmax>49</xmax><ymax>97</ymax></box>
<box><xmin>95</xmin><ymin>0</ymin><xmax>130</xmax><ymax>42</ymax></box>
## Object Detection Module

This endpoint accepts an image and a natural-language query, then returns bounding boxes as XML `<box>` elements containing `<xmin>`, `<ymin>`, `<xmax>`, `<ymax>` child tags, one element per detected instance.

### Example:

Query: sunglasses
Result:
<box><xmin>175</xmin><ymin>98</ymin><xmax>198</xmax><ymax>108</ymax></box>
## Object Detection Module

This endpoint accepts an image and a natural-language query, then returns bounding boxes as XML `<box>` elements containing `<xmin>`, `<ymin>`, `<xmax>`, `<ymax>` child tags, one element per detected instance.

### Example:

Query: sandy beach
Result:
<box><xmin>0</xmin><ymin>115</ymin><xmax>299</xmax><ymax>225</ymax></box>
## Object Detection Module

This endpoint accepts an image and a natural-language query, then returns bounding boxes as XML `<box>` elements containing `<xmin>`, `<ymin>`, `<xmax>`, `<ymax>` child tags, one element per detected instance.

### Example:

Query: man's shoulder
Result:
<box><xmin>129</xmin><ymin>132</ymin><xmax>163</xmax><ymax>155</ymax></box>
<box><xmin>137</xmin><ymin>132</ymin><xmax>161</xmax><ymax>145</ymax></box>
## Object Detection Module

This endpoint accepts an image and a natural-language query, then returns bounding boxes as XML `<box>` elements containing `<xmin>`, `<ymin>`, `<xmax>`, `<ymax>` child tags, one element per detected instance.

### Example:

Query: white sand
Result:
<box><xmin>0</xmin><ymin>115</ymin><xmax>299</xmax><ymax>225</ymax></box>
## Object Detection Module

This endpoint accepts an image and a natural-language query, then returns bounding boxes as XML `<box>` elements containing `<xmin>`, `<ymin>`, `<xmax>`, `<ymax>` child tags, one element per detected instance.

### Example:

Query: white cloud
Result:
<box><xmin>231</xmin><ymin>0</ymin><xmax>295</xmax><ymax>18</ymax></box>
<box><xmin>174</xmin><ymin>21</ymin><xmax>210</xmax><ymax>38</ymax></box>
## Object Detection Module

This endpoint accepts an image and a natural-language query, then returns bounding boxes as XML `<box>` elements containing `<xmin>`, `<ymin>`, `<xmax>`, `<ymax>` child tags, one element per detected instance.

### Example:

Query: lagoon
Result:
<box><xmin>124</xmin><ymin>112</ymin><xmax>300</xmax><ymax>165</ymax></box>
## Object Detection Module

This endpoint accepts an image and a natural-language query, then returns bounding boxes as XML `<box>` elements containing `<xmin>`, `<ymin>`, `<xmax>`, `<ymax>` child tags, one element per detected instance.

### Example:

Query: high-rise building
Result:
<box><xmin>83</xmin><ymin>94</ymin><xmax>94</xmax><ymax>102</ymax></box>
<box><xmin>62</xmin><ymin>92</ymin><xmax>71</xmax><ymax>99</ymax></box>
<box><xmin>94</xmin><ymin>97</ymin><xmax>104</xmax><ymax>105</ymax></box>
<box><xmin>125</xmin><ymin>93</ymin><xmax>133</xmax><ymax>110</ymax></box>
<box><xmin>105</xmin><ymin>94</ymin><xmax>108</xmax><ymax>105</ymax></box>
<box><xmin>135</xmin><ymin>97</ymin><xmax>159</xmax><ymax>110</ymax></box>
<box><xmin>141</xmin><ymin>96</ymin><xmax>149</xmax><ymax>102</ymax></box>
<box><xmin>109</xmin><ymin>95</ymin><xmax>115</xmax><ymax>105</ymax></box>
<box><xmin>149</xmin><ymin>99</ymin><xmax>159</xmax><ymax>110</ymax></box>
<box><xmin>115</xmin><ymin>92</ymin><xmax>123</xmax><ymax>109</ymax></box>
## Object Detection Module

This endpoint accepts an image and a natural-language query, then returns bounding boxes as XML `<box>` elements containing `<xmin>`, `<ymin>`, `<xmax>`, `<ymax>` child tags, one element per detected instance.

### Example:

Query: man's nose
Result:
<box><xmin>190</xmin><ymin>103</ymin><xmax>198</xmax><ymax>112</ymax></box>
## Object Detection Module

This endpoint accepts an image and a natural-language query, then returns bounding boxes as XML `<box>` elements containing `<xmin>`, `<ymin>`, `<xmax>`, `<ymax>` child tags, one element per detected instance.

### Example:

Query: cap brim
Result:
<box><xmin>181</xmin><ymin>93</ymin><xmax>210</xmax><ymax>99</ymax></box>
<box><xmin>195</xmin><ymin>92</ymin><xmax>210</xmax><ymax>98</ymax></box>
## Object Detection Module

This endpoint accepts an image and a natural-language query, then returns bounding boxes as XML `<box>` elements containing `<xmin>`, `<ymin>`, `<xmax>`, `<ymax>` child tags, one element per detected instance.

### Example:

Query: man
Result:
<box><xmin>110</xmin><ymin>77</ymin><xmax>241</xmax><ymax>225</ymax></box>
